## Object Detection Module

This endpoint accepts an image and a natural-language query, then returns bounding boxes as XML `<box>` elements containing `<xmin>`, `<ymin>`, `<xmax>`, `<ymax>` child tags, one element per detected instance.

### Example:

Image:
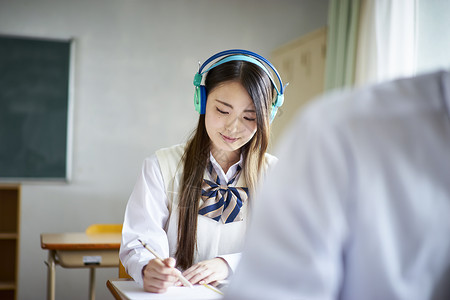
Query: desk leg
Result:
<box><xmin>46</xmin><ymin>250</ymin><xmax>56</xmax><ymax>300</ymax></box>
<box><xmin>89</xmin><ymin>267</ymin><xmax>96</xmax><ymax>300</ymax></box>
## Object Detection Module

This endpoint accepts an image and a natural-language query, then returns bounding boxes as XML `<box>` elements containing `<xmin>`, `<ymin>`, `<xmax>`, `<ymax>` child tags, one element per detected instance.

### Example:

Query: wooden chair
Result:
<box><xmin>85</xmin><ymin>223</ymin><xmax>123</xmax><ymax>234</ymax></box>
<box><xmin>119</xmin><ymin>261</ymin><xmax>132</xmax><ymax>279</ymax></box>
<box><xmin>86</xmin><ymin>224</ymin><xmax>132</xmax><ymax>279</ymax></box>
<box><xmin>78</xmin><ymin>224</ymin><xmax>124</xmax><ymax>299</ymax></box>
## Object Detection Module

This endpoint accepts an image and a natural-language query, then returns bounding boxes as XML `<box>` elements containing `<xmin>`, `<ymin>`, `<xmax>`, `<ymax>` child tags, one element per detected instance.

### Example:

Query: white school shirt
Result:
<box><xmin>120</xmin><ymin>144</ymin><xmax>277</xmax><ymax>286</ymax></box>
<box><xmin>226</xmin><ymin>70</ymin><xmax>450</xmax><ymax>300</ymax></box>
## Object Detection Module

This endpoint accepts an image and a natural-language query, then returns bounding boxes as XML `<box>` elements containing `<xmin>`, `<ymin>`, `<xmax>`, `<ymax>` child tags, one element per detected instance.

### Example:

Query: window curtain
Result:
<box><xmin>324</xmin><ymin>0</ymin><xmax>361</xmax><ymax>91</ymax></box>
<box><xmin>354</xmin><ymin>0</ymin><xmax>417</xmax><ymax>86</ymax></box>
<box><xmin>324</xmin><ymin>0</ymin><xmax>418</xmax><ymax>90</ymax></box>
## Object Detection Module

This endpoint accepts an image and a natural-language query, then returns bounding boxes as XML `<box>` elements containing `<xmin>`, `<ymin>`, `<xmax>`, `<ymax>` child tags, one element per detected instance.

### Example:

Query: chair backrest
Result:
<box><xmin>85</xmin><ymin>224</ymin><xmax>131</xmax><ymax>278</ymax></box>
<box><xmin>85</xmin><ymin>223</ymin><xmax>123</xmax><ymax>234</ymax></box>
<box><xmin>119</xmin><ymin>261</ymin><xmax>132</xmax><ymax>279</ymax></box>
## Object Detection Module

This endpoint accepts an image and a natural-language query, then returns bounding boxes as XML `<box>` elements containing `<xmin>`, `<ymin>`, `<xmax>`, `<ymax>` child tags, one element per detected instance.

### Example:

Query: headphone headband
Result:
<box><xmin>201</xmin><ymin>55</ymin><xmax>281</xmax><ymax>96</ymax></box>
<box><xmin>196</xmin><ymin>49</ymin><xmax>285</xmax><ymax>95</ymax></box>
<box><xmin>193</xmin><ymin>49</ymin><xmax>286</xmax><ymax>122</ymax></box>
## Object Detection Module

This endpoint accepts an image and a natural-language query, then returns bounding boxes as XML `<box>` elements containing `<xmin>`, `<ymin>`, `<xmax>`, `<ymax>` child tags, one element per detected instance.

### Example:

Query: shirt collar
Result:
<box><xmin>209</xmin><ymin>152</ymin><xmax>243</xmax><ymax>183</ymax></box>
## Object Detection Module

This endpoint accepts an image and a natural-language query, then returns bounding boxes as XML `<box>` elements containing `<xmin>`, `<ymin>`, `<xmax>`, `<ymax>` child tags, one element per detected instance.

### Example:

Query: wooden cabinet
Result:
<box><xmin>270</xmin><ymin>27</ymin><xmax>327</xmax><ymax>147</ymax></box>
<box><xmin>0</xmin><ymin>185</ymin><xmax>20</xmax><ymax>300</ymax></box>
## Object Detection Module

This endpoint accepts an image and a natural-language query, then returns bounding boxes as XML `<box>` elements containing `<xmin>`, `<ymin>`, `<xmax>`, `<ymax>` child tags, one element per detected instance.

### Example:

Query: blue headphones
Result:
<box><xmin>193</xmin><ymin>49</ymin><xmax>286</xmax><ymax>123</ymax></box>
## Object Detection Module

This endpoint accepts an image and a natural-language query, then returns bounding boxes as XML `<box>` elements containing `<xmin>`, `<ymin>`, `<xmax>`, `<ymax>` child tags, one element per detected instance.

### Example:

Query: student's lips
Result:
<box><xmin>221</xmin><ymin>134</ymin><xmax>238</xmax><ymax>143</ymax></box>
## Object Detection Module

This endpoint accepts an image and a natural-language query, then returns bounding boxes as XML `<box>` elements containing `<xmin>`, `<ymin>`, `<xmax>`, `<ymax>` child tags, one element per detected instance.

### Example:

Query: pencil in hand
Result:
<box><xmin>137</xmin><ymin>239</ymin><xmax>193</xmax><ymax>288</ymax></box>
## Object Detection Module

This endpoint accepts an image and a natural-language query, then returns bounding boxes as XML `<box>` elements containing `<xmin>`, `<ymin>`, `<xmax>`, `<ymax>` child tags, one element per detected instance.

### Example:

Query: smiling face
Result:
<box><xmin>205</xmin><ymin>80</ymin><xmax>257</xmax><ymax>161</ymax></box>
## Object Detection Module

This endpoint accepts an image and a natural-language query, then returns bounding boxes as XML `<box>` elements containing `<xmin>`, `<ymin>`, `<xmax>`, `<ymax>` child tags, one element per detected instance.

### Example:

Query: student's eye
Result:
<box><xmin>216</xmin><ymin>107</ymin><xmax>229</xmax><ymax>115</ymax></box>
<box><xmin>244</xmin><ymin>116</ymin><xmax>256</xmax><ymax>122</ymax></box>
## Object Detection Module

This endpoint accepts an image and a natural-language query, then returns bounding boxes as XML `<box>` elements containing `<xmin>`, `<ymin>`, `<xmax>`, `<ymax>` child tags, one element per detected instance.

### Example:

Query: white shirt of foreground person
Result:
<box><xmin>225</xmin><ymin>70</ymin><xmax>450</xmax><ymax>300</ymax></box>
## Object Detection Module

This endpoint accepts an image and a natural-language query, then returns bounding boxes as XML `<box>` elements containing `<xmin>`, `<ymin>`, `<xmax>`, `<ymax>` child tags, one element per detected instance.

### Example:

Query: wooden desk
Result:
<box><xmin>106</xmin><ymin>279</ymin><xmax>225</xmax><ymax>300</ymax></box>
<box><xmin>107</xmin><ymin>278</ymin><xmax>132</xmax><ymax>300</ymax></box>
<box><xmin>41</xmin><ymin>232</ymin><xmax>121</xmax><ymax>300</ymax></box>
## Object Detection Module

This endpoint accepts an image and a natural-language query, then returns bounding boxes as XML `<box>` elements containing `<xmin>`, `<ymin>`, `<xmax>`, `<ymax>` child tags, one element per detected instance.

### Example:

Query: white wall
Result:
<box><xmin>0</xmin><ymin>0</ymin><xmax>329</xmax><ymax>299</ymax></box>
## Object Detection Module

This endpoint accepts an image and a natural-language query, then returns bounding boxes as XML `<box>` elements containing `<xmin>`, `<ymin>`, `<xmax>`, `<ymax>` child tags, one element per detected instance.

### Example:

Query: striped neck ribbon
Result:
<box><xmin>198</xmin><ymin>161</ymin><xmax>249</xmax><ymax>223</ymax></box>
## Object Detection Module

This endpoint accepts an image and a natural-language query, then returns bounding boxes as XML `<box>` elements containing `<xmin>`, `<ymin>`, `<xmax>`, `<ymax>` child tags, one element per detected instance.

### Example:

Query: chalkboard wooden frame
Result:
<box><xmin>0</xmin><ymin>35</ymin><xmax>74</xmax><ymax>182</ymax></box>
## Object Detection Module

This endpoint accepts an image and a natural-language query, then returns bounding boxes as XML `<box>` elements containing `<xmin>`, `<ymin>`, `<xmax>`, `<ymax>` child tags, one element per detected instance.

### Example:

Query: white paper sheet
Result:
<box><xmin>110</xmin><ymin>280</ymin><xmax>223</xmax><ymax>300</ymax></box>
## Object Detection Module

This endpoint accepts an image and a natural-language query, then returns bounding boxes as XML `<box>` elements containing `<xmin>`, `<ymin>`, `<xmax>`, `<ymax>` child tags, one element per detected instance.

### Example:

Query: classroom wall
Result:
<box><xmin>0</xmin><ymin>0</ymin><xmax>329</xmax><ymax>299</ymax></box>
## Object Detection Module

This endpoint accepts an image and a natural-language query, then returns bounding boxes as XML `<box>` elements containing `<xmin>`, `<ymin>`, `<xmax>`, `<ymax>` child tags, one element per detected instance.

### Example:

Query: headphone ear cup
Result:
<box><xmin>194</xmin><ymin>87</ymin><xmax>201</xmax><ymax>113</ymax></box>
<box><xmin>270</xmin><ymin>105</ymin><xmax>278</xmax><ymax>123</ymax></box>
<box><xmin>194</xmin><ymin>86</ymin><xmax>207</xmax><ymax>114</ymax></box>
<box><xmin>270</xmin><ymin>93</ymin><xmax>284</xmax><ymax>123</ymax></box>
<box><xmin>199</xmin><ymin>85</ymin><xmax>207</xmax><ymax>114</ymax></box>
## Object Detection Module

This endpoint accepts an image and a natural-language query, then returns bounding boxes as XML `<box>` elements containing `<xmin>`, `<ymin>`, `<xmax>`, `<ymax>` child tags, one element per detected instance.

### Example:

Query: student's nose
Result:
<box><xmin>225</xmin><ymin>116</ymin><xmax>241</xmax><ymax>134</ymax></box>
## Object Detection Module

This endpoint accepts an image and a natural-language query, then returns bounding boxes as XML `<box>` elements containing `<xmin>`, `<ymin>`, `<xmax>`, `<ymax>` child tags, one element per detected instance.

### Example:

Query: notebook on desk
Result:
<box><xmin>108</xmin><ymin>280</ymin><xmax>223</xmax><ymax>300</ymax></box>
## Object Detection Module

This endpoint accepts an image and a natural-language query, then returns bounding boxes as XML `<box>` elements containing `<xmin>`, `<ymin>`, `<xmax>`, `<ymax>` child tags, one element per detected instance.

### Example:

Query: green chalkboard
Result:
<box><xmin>0</xmin><ymin>35</ymin><xmax>72</xmax><ymax>180</ymax></box>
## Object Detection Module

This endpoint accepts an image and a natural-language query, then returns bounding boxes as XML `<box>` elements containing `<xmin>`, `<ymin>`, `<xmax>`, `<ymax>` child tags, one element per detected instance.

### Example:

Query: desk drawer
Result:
<box><xmin>56</xmin><ymin>249</ymin><xmax>119</xmax><ymax>268</ymax></box>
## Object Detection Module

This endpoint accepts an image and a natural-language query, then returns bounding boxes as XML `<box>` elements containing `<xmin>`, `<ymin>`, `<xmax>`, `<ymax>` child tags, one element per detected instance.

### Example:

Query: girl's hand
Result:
<box><xmin>142</xmin><ymin>257</ymin><xmax>181</xmax><ymax>293</ymax></box>
<box><xmin>182</xmin><ymin>257</ymin><xmax>229</xmax><ymax>285</ymax></box>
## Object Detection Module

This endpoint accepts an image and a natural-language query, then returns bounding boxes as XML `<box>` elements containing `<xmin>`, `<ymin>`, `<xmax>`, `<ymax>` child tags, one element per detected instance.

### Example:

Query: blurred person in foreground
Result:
<box><xmin>225</xmin><ymin>70</ymin><xmax>450</xmax><ymax>300</ymax></box>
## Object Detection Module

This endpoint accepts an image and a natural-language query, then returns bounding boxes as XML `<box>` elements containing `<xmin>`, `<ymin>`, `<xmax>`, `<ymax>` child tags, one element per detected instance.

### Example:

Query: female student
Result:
<box><xmin>119</xmin><ymin>49</ymin><xmax>286</xmax><ymax>293</ymax></box>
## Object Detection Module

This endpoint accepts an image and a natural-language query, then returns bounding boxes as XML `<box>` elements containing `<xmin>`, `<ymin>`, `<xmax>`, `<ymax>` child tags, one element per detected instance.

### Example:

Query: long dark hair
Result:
<box><xmin>175</xmin><ymin>59</ymin><xmax>274</xmax><ymax>269</ymax></box>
